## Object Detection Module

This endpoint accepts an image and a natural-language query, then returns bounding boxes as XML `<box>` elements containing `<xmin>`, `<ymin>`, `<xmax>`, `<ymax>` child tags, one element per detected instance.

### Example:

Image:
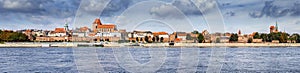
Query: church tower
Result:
<box><xmin>275</xmin><ymin>21</ymin><xmax>278</xmax><ymax>32</ymax></box>
<box><xmin>93</xmin><ymin>18</ymin><xmax>102</xmax><ymax>33</ymax></box>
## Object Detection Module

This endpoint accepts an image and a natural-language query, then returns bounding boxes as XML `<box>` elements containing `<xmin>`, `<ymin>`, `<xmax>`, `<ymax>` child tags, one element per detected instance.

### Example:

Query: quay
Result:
<box><xmin>1</xmin><ymin>42</ymin><xmax>300</xmax><ymax>48</ymax></box>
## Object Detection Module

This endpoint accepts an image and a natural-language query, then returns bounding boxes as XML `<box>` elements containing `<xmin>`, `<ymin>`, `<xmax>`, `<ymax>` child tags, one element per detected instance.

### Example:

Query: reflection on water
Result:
<box><xmin>0</xmin><ymin>47</ymin><xmax>300</xmax><ymax>72</ymax></box>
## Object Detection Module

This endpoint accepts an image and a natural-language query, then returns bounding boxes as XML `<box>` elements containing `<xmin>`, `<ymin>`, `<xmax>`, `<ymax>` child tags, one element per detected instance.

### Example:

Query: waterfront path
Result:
<box><xmin>1</xmin><ymin>42</ymin><xmax>300</xmax><ymax>48</ymax></box>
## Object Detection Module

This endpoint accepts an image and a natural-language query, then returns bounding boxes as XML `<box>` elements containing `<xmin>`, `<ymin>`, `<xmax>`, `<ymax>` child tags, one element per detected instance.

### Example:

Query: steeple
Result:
<box><xmin>64</xmin><ymin>21</ymin><xmax>69</xmax><ymax>31</ymax></box>
<box><xmin>275</xmin><ymin>21</ymin><xmax>278</xmax><ymax>32</ymax></box>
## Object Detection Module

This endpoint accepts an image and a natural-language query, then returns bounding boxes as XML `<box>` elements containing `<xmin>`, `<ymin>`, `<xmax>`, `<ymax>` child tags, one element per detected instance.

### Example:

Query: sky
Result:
<box><xmin>0</xmin><ymin>0</ymin><xmax>299</xmax><ymax>34</ymax></box>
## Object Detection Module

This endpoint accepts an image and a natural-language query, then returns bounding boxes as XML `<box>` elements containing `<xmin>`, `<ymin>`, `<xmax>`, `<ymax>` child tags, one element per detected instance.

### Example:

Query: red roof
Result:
<box><xmin>177</xmin><ymin>33</ymin><xmax>187</xmax><ymax>36</ymax></box>
<box><xmin>80</xmin><ymin>27</ymin><xmax>89</xmax><ymax>32</ymax></box>
<box><xmin>152</xmin><ymin>32</ymin><xmax>168</xmax><ymax>36</ymax></box>
<box><xmin>54</xmin><ymin>28</ymin><xmax>66</xmax><ymax>33</ymax></box>
<box><xmin>270</xmin><ymin>26</ymin><xmax>275</xmax><ymax>29</ymax></box>
<box><xmin>93</xmin><ymin>18</ymin><xmax>102</xmax><ymax>25</ymax></box>
<box><xmin>97</xmin><ymin>24</ymin><xmax>115</xmax><ymax>29</ymax></box>
<box><xmin>25</xmin><ymin>30</ymin><xmax>32</xmax><ymax>33</ymax></box>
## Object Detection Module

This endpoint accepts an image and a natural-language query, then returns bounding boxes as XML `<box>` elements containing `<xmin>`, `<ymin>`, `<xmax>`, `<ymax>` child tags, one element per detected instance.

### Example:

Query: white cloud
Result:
<box><xmin>81</xmin><ymin>0</ymin><xmax>108</xmax><ymax>13</ymax></box>
<box><xmin>192</xmin><ymin>0</ymin><xmax>216</xmax><ymax>12</ymax></box>
<box><xmin>150</xmin><ymin>4</ymin><xmax>184</xmax><ymax>19</ymax></box>
<box><xmin>2</xmin><ymin>0</ymin><xmax>31</xmax><ymax>9</ymax></box>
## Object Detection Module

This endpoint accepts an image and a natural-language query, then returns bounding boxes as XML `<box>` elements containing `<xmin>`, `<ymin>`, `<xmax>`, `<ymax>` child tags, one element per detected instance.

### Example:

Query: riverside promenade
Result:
<box><xmin>1</xmin><ymin>42</ymin><xmax>300</xmax><ymax>48</ymax></box>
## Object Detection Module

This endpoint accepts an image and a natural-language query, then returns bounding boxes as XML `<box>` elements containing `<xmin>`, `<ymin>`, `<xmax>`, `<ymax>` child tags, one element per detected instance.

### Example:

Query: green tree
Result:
<box><xmin>192</xmin><ymin>30</ymin><xmax>199</xmax><ymax>34</ymax></box>
<box><xmin>269</xmin><ymin>32</ymin><xmax>280</xmax><ymax>40</ymax></box>
<box><xmin>260</xmin><ymin>33</ymin><xmax>268</xmax><ymax>42</ymax></box>
<box><xmin>186</xmin><ymin>34</ymin><xmax>192</xmax><ymax>40</ymax></box>
<box><xmin>279</xmin><ymin>33</ymin><xmax>288</xmax><ymax>43</ymax></box>
<box><xmin>216</xmin><ymin>38</ymin><xmax>221</xmax><ymax>43</ymax></box>
<box><xmin>136</xmin><ymin>37</ymin><xmax>139</xmax><ymax>42</ymax></box>
<box><xmin>156</xmin><ymin>36</ymin><xmax>159</xmax><ymax>42</ymax></box>
<box><xmin>198</xmin><ymin>34</ymin><xmax>204</xmax><ymax>43</ymax></box>
<box><xmin>0</xmin><ymin>32</ymin><xmax>29</xmax><ymax>42</ymax></box>
<box><xmin>145</xmin><ymin>36</ymin><xmax>149</xmax><ymax>43</ymax></box>
<box><xmin>160</xmin><ymin>37</ymin><xmax>164</xmax><ymax>42</ymax></box>
<box><xmin>152</xmin><ymin>37</ymin><xmax>155</xmax><ymax>42</ymax></box>
<box><xmin>253</xmin><ymin>32</ymin><xmax>260</xmax><ymax>39</ymax></box>
<box><xmin>247</xmin><ymin>38</ymin><xmax>253</xmax><ymax>43</ymax></box>
<box><xmin>229</xmin><ymin>33</ymin><xmax>238</xmax><ymax>42</ymax></box>
<box><xmin>291</xmin><ymin>33</ymin><xmax>300</xmax><ymax>43</ymax></box>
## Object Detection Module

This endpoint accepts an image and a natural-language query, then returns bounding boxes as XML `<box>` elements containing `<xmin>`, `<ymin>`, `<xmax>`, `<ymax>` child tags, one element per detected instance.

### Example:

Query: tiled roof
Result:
<box><xmin>80</xmin><ymin>27</ymin><xmax>90</xmax><ymax>32</ymax></box>
<box><xmin>93</xmin><ymin>18</ymin><xmax>102</xmax><ymax>25</ymax></box>
<box><xmin>54</xmin><ymin>28</ymin><xmax>66</xmax><ymax>33</ymax></box>
<box><xmin>270</xmin><ymin>26</ymin><xmax>275</xmax><ymax>29</ymax></box>
<box><xmin>97</xmin><ymin>24</ymin><xmax>115</xmax><ymax>29</ymax></box>
<box><xmin>152</xmin><ymin>32</ymin><xmax>168</xmax><ymax>36</ymax></box>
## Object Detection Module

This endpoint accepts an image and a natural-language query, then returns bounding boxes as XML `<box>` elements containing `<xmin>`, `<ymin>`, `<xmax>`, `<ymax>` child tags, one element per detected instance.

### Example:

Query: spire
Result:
<box><xmin>275</xmin><ymin>21</ymin><xmax>278</xmax><ymax>31</ymax></box>
<box><xmin>64</xmin><ymin>20</ymin><xmax>69</xmax><ymax>31</ymax></box>
<box><xmin>238</xmin><ymin>29</ymin><xmax>241</xmax><ymax>35</ymax></box>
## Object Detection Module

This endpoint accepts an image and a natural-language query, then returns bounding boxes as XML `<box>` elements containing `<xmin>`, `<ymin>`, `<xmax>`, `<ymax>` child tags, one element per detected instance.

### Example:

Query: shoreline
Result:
<box><xmin>1</xmin><ymin>42</ymin><xmax>300</xmax><ymax>48</ymax></box>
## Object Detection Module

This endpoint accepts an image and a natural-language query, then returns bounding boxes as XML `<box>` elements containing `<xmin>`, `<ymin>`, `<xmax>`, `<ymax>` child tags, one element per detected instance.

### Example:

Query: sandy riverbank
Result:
<box><xmin>1</xmin><ymin>42</ymin><xmax>300</xmax><ymax>48</ymax></box>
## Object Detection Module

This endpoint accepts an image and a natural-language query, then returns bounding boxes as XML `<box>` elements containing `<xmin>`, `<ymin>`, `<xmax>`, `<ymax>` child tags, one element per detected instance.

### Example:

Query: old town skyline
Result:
<box><xmin>0</xmin><ymin>0</ymin><xmax>299</xmax><ymax>34</ymax></box>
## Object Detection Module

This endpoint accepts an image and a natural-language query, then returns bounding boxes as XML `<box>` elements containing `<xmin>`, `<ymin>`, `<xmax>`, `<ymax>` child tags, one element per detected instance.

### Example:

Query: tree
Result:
<box><xmin>145</xmin><ymin>36</ymin><xmax>149</xmax><ymax>43</ymax></box>
<box><xmin>229</xmin><ymin>33</ymin><xmax>238</xmax><ymax>42</ymax></box>
<box><xmin>269</xmin><ymin>32</ymin><xmax>280</xmax><ymax>40</ymax></box>
<box><xmin>136</xmin><ymin>37</ymin><xmax>139</xmax><ymax>42</ymax></box>
<box><xmin>156</xmin><ymin>36</ymin><xmax>159</xmax><ymax>42</ymax></box>
<box><xmin>279</xmin><ymin>33</ymin><xmax>288</xmax><ymax>43</ymax></box>
<box><xmin>192</xmin><ymin>30</ymin><xmax>199</xmax><ymax>34</ymax></box>
<box><xmin>197</xmin><ymin>34</ymin><xmax>204</xmax><ymax>43</ymax></box>
<box><xmin>291</xmin><ymin>33</ymin><xmax>300</xmax><ymax>43</ymax></box>
<box><xmin>140</xmin><ymin>38</ymin><xmax>143</xmax><ymax>43</ymax></box>
<box><xmin>253</xmin><ymin>32</ymin><xmax>260</xmax><ymax>39</ymax></box>
<box><xmin>152</xmin><ymin>37</ymin><xmax>155</xmax><ymax>42</ymax></box>
<box><xmin>0</xmin><ymin>32</ymin><xmax>29</xmax><ymax>42</ymax></box>
<box><xmin>216</xmin><ymin>38</ymin><xmax>221</xmax><ymax>43</ymax></box>
<box><xmin>260</xmin><ymin>33</ymin><xmax>268</xmax><ymax>42</ymax></box>
<box><xmin>247</xmin><ymin>38</ymin><xmax>253</xmax><ymax>43</ymax></box>
<box><xmin>186</xmin><ymin>34</ymin><xmax>192</xmax><ymax>40</ymax></box>
<box><xmin>0</xmin><ymin>30</ymin><xmax>2</xmax><ymax>42</ymax></box>
<box><xmin>160</xmin><ymin>37</ymin><xmax>164</xmax><ymax>42</ymax></box>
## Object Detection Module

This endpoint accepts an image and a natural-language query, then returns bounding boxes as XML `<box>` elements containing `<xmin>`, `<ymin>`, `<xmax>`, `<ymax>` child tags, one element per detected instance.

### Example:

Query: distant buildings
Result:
<box><xmin>128</xmin><ymin>30</ymin><xmax>152</xmax><ymax>43</ymax></box>
<box><xmin>237</xmin><ymin>30</ymin><xmax>249</xmax><ymax>43</ymax></box>
<box><xmin>6</xmin><ymin>19</ymin><xmax>295</xmax><ymax>44</ymax></box>
<box><xmin>92</xmin><ymin>18</ymin><xmax>116</xmax><ymax>33</ymax></box>
<box><xmin>270</xmin><ymin>21</ymin><xmax>279</xmax><ymax>33</ymax></box>
<box><xmin>92</xmin><ymin>18</ymin><xmax>120</xmax><ymax>42</ymax></box>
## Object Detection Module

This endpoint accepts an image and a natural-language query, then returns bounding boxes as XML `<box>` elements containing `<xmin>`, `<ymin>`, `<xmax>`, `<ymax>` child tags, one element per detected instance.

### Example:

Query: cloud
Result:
<box><xmin>100</xmin><ymin>0</ymin><xmax>133</xmax><ymax>17</ymax></box>
<box><xmin>290</xmin><ymin>3</ymin><xmax>300</xmax><ymax>16</ymax></box>
<box><xmin>150</xmin><ymin>4</ymin><xmax>185</xmax><ymax>19</ymax></box>
<box><xmin>192</xmin><ymin>0</ymin><xmax>217</xmax><ymax>13</ymax></box>
<box><xmin>149</xmin><ymin>0</ymin><xmax>217</xmax><ymax>19</ymax></box>
<box><xmin>0</xmin><ymin>0</ymin><xmax>51</xmax><ymax>13</ymax></box>
<box><xmin>172</xmin><ymin>0</ymin><xmax>202</xmax><ymax>15</ymax></box>
<box><xmin>0</xmin><ymin>0</ymin><xmax>80</xmax><ymax>24</ymax></box>
<box><xmin>249</xmin><ymin>1</ymin><xmax>300</xmax><ymax>18</ymax></box>
<box><xmin>225</xmin><ymin>11</ymin><xmax>235</xmax><ymax>16</ymax></box>
<box><xmin>295</xmin><ymin>20</ymin><xmax>300</xmax><ymax>25</ymax></box>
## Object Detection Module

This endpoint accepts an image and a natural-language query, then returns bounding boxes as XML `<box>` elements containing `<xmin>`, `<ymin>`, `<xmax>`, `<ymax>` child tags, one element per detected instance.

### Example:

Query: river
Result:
<box><xmin>0</xmin><ymin>47</ymin><xmax>300</xmax><ymax>73</ymax></box>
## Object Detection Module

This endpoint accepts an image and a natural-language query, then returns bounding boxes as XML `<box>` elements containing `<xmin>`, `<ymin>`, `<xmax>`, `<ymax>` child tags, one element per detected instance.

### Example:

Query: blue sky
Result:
<box><xmin>0</xmin><ymin>0</ymin><xmax>299</xmax><ymax>34</ymax></box>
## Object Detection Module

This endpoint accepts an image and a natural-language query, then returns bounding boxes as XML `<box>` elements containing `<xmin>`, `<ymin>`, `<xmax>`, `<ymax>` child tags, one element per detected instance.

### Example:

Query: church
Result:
<box><xmin>92</xmin><ymin>18</ymin><xmax>117</xmax><ymax>33</ymax></box>
<box><xmin>270</xmin><ymin>21</ymin><xmax>279</xmax><ymax>33</ymax></box>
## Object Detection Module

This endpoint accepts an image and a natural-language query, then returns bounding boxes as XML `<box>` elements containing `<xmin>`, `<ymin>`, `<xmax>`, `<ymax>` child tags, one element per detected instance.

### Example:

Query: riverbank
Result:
<box><xmin>1</xmin><ymin>42</ymin><xmax>300</xmax><ymax>48</ymax></box>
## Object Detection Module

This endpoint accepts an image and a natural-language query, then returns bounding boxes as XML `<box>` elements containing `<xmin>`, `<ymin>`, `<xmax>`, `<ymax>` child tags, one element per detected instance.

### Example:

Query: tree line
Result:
<box><xmin>0</xmin><ymin>30</ymin><xmax>30</xmax><ymax>43</ymax></box>
<box><xmin>229</xmin><ymin>32</ymin><xmax>300</xmax><ymax>43</ymax></box>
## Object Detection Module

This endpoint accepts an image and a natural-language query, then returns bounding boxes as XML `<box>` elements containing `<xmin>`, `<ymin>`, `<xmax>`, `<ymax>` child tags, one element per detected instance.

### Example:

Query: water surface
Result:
<box><xmin>0</xmin><ymin>47</ymin><xmax>300</xmax><ymax>73</ymax></box>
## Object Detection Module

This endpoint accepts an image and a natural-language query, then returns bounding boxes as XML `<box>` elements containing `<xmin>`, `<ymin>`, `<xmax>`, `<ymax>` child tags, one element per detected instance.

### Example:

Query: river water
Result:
<box><xmin>0</xmin><ymin>47</ymin><xmax>300</xmax><ymax>73</ymax></box>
